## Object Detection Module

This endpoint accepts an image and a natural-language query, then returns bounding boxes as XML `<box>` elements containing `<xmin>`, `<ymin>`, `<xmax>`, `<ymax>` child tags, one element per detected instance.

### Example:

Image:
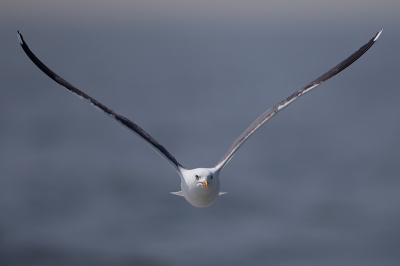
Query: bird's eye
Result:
<box><xmin>210</xmin><ymin>175</ymin><xmax>213</xmax><ymax>179</ymax></box>
<box><xmin>195</xmin><ymin>175</ymin><xmax>199</xmax><ymax>180</ymax></box>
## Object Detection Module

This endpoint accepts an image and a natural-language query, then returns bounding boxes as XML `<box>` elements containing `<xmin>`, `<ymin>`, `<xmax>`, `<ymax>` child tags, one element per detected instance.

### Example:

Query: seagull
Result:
<box><xmin>17</xmin><ymin>30</ymin><xmax>382</xmax><ymax>207</ymax></box>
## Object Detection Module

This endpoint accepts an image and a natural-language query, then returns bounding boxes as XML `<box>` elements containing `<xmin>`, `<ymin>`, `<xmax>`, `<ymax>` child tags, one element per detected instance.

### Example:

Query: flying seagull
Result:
<box><xmin>17</xmin><ymin>30</ymin><xmax>382</xmax><ymax>207</ymax></box>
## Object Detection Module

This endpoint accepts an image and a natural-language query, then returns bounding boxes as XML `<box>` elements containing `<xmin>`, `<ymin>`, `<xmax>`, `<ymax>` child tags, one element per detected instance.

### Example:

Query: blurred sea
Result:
<box><xmin>1</xmin><ymin>23</ymin><xmax>400</xmax><ymax>265</ymax></box>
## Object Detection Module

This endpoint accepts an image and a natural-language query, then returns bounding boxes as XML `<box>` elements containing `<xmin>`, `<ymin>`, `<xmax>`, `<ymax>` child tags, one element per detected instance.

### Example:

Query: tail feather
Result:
<box><xmin>170</xmin><ymin>191</ymin><xmax>184</xmax><ymax>197</ymax></box>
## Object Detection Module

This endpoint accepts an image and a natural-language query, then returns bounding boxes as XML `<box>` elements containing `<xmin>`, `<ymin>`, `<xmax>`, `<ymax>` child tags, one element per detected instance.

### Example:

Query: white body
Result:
<box><xmin>172</xmin><ymin>168</ymin><xmax>222</xmax><ymax>207</ymax></box>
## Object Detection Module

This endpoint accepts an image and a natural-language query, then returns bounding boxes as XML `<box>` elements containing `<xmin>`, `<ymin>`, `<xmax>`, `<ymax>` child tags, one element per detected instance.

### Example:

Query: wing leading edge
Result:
<box><xmin>17</xmin><ymin>31</ymin><xmax>184</xmax><ymax>174</ymax></box>
<box><xmin>215</xmin><ymin>30</ymin><xmax>382</xmax><ymax>170</ymax></box>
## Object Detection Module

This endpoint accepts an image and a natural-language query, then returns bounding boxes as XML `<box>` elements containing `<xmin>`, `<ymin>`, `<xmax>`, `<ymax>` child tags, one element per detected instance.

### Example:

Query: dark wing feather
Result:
<box><xmin>215</xmin><ymin>30</ymin><xmax>382</xmax><ymax>170</ymax></box>
<box><xmin>17</xmin><ymin>31</ymin><xmax>184</xmax><ymax>173</ymax></box>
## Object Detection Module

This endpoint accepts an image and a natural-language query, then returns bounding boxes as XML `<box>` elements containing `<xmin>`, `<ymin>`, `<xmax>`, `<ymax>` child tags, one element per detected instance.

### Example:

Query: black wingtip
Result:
<box><xmin>17</xmin><ymin>30</ymin><xmax>24</xmax><ymax>45</ymax></box>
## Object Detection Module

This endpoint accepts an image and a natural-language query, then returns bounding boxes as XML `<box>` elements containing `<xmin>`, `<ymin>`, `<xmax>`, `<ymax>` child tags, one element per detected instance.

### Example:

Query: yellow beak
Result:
<box><xmin>201</xmin><ymin>180</ymin><xmax>209</xmax><ymax>189</ymax></box>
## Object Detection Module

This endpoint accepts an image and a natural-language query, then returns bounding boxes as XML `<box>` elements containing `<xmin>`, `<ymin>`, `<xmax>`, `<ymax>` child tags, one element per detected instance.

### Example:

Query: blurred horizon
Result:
<box><xmin>3</xmin><ymin>0</ymin><xmax>398</xmax><ymax>29</ymax></box>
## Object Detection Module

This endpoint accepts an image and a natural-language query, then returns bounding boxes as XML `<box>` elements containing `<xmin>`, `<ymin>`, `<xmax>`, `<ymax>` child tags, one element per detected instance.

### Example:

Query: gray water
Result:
<box><xmin>1</xmin><ymin>22</ymin><xmax>400</xmax><ymax>265</ymax></box>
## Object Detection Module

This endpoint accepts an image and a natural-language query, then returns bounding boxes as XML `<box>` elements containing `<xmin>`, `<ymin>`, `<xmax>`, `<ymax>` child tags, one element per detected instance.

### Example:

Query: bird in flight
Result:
<box><xmin>18</xmin><ymin>30</ymin><xmax>381</xmax><ymax>207</ymax></box>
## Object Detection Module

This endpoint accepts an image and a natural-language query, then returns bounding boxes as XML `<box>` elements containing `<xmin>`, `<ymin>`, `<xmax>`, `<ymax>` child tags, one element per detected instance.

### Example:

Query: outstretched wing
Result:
<box><xmin>17</xmin><ymin>31</ymin><xmax>185</xmax><ymax>174</ymax></box>
<box><xmin>215</xmin><ymin>29</ymin><xmax>382</xmax><ymax>170</ymax></box>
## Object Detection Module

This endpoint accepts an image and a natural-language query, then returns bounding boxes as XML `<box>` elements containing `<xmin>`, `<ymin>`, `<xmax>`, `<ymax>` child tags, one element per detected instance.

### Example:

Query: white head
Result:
<box><xmin>179</xmin><ymin>167</ymin><xmax>221</xmax><ymax>207</ymax></box>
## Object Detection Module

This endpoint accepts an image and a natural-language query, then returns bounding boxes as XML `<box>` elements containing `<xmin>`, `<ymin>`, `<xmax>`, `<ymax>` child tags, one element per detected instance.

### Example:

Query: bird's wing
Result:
<box><xmin>215</xmin><ymin>30</ymin><xmax>382</xmax><ymax>170</ymax></box>
<box><xmin>17</xmin><ymin>31</ymin><xmax>185</xmax><ymax>174</ymax></box>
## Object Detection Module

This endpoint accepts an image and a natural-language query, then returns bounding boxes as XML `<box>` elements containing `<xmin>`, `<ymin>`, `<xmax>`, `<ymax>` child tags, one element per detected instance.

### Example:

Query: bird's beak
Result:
<box><xmin>201</xmin><ymin>180</ymin><xmax>209</xmax><ymax>189</ymax></box>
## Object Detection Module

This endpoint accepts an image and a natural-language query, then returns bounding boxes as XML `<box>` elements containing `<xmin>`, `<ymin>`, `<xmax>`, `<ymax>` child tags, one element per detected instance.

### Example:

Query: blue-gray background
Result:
<box><xmin>1</xmin><ymin>1</ymin><xmax>400</xmax><ymax>265</ymax></box>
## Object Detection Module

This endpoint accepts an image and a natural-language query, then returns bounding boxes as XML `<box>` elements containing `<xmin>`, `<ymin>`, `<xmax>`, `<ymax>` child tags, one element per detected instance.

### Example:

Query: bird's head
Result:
<box><xmin>183</xmin><ymin>168</ymin><xmax>218</xmax><ymax>189</ymax></box>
